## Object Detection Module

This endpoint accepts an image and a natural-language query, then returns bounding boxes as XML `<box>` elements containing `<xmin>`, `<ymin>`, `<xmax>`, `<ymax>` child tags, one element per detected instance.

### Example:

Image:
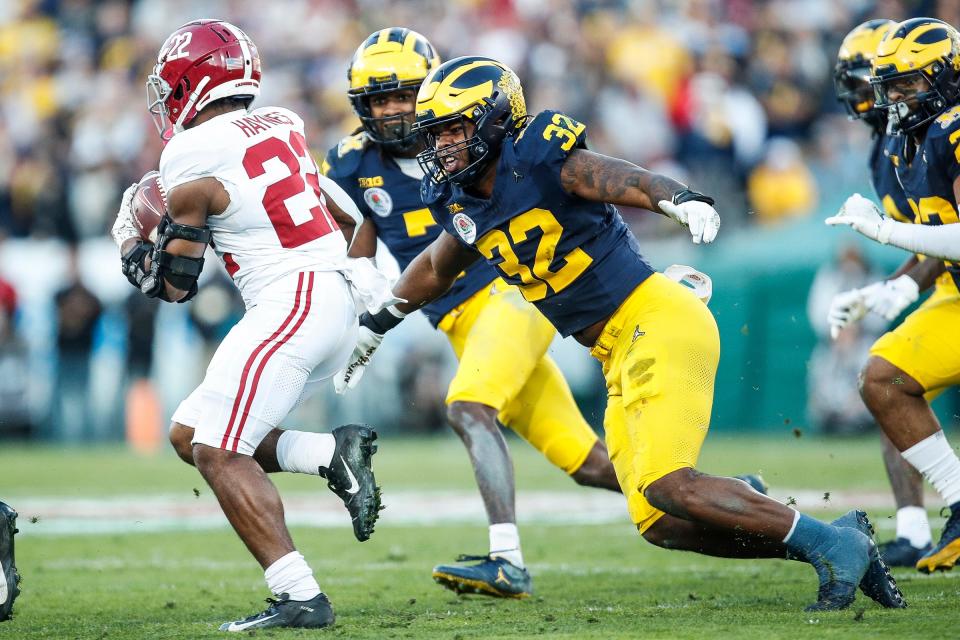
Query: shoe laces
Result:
<box><xmin>938</xmin><ymin>506</ymin><xmax>960</xmax><ymax>541</ymax></box>
<box><xmin>454</xmin><ymin>554</ymin><xmax>492</xmax><ymax>563</ymax></box>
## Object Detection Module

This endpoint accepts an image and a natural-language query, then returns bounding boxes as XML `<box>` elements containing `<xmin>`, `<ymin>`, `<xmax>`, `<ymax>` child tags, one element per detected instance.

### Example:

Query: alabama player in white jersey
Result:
<box><xmin>110</xmin><ymin>20</ymin><xmax>392</xmax><ymax>631</ymax></box>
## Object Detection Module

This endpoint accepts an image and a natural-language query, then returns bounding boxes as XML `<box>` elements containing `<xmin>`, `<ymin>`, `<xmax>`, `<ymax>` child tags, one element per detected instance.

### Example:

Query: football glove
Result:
<box><xmin>827</xmin><ymin>284</ymin><xmax>878</xmax><ymax>340</ymax></box>
<box><xmin>867</xmin><ymin>274</ymin><xmax>919</xmax><ymax>321</ymax></box>
<box><xmin>120</xmin><ymin>240</ymin><xmax>161</xmax><ymax>296</ymax></box>
<box><xmin>825</xmin><ymin>193</ymin><xmax>895</xmax><ymax>244</ymax></box>
<box><xmin>659</xmin><ymin>189</ymin><xmax>720</xmax><ymax>244</ymax></box>
<box><xmin>111</xmin><ymin>183</ymin><xmax>139</xmax><ymax>249</ymax></box>
<box><xmin>334</xmin><ymin>307</ymin><xmax>405</xmax><ymax>394</ymax></box>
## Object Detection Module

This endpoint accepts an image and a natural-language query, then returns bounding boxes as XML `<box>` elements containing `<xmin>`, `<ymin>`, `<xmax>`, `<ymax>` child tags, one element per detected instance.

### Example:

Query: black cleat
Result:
<box><xmin>218</xmin><ymin>593</ymin><xmax>334</xmax><ymax>632</ymax></box>
<box><xmin>917</xmin><ymin>505</ymin><xmax>960</xmax><ymax>573</ymax></box>
<box><xmin>877</xmin><ymin>537</ymin><xmax>932</xmax><ymax>568</ymax></box>
<box><xmin>432</xmin><ymin>555</ymin><xmax>532</xmax><ymax>598</ymax></box>
<box><xmin>0</xmin><ymin>502</ymin><xmax>20</xmax><ymax>622</ymax></box>
<box><xmin>832</xmin><ymin>510</ymin><xmax>906</xmax><ymax>608</ymax></box>
<box><xmin>319</xmin><ymin>424</ymin><xmax>382</xmax><ymax>541</ymax></box>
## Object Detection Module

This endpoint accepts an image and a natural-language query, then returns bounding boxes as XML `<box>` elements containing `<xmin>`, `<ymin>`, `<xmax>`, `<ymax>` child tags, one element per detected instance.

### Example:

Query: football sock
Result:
<box><xmin>265</xmin><ymin>551</ymin><xmax>322</xmax><ymax>601</ymax></box>
<box><xmin>895</xmin><ymin>506</ymin><xmax>932</xmax><ymax>548</ymax></box>
<box><xmin>783</xmin><ymin>512</ymin><xmax>836</xmax><ymax>561</ymax></box>
<box><xmin>902</xmin><ymin>431</ymin><xmax>960</xmax><ymax>507</ymax></box>
<box><xmin>489</xmin><ymin>523</ymin><xmax>524</xmax><ymax>568</ymax></box>
<box><xmin>276</xmin><ymin>430</ymin><xmax>335</xmax><ymax>475</ymax></box>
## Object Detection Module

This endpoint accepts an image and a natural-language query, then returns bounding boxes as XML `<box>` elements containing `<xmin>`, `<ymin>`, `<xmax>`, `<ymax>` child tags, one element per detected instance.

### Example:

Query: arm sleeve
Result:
<box><xmin>885</xmin><ymin>218</ymin><xmax>960</xmax><ymax>261</ymax></box>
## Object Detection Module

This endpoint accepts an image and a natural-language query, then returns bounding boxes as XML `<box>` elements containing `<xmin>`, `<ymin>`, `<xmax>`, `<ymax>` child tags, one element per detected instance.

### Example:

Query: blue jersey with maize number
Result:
<box><xmin>423</xmin><ymin>110</ymin><xmax>654</xmax><ymax>337</ymax></box>
<box><xmin>887</xmin><ymin>105</ymin><xmax>960</xmax><ymax>292</ymax></box>
<box><xmin>322</xmin><ymin>132</ymin><xmax>496</xmax><ymax>326</ymax></box>
<box><xmin>869</xmin><ymin>133</ymin><xmax>912</xmax><ymax>223</ymax></box>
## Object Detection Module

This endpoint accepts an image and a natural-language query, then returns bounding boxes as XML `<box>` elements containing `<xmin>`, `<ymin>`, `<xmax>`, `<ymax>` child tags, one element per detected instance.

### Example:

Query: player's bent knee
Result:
<box><xmin>445</xmin><ymin>401</ymin><xmax>498</xmax><ymax>437</ymax></box>
<box><xmin>169</xmin><ymin>423</ymin><xmax>196</xmax><ymax>466</ymax></box>
<box><xmin>859</xmin><ymin>356</ymin><xmax>922</xmax><ymax>408</ymax></box>
<box><xmin>570</xmin><ymin>443</ymin><xmax>619</xmax><ymax>489</ymax></box>
<box><xmin>192</xmin><ymin>441</ymin><xmax>241</xmax><ymax>472</ymax></box>
<box><xmin>644</xmin><ymin>468</ymin><xmax>702</xmax><ymax>516</ymax></box>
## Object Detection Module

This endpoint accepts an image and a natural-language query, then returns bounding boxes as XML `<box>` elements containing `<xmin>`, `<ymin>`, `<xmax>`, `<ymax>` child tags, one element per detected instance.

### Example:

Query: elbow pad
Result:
<box><xmin>143</xmin><ymin>215</ymin><xmax>212</xmax><ymax>302</ymax></box>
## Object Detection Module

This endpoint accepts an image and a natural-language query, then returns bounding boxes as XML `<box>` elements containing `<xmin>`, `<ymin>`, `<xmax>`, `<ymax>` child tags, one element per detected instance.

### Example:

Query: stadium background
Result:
<box><xmin>1</xmin><ymin>0</ymin><xmax>958</xmax><ymax>448</ymax></box>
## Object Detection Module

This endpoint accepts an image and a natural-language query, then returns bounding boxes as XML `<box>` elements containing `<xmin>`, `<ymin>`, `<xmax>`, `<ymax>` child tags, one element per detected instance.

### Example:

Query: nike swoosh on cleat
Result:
<box><xmin>0</xmin><ymin>559</ymin><xmax>6</xmax><ymax>604</ymax></box>
<box><xmin>341</xmin><ymin>456</ymin><xmax>360</xmax><ymax>495</ymax></box>
<box><xmin>222</xmin><ymin>613</ymin><xmax>279</xmax><ymax>632</ymax></box>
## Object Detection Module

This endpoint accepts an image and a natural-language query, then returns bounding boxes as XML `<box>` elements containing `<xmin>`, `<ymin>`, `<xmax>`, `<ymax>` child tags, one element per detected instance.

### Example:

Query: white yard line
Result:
<box><xmin>9</xmin><ymin>489</ymin><xmax>946</xmax><ymax>537</ymax></box>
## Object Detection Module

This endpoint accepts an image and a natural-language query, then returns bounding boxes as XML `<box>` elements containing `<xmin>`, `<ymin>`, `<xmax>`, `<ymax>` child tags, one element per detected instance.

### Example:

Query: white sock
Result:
<box><xmin>782</xmin><ymin>509</ymin><xmax>801</xmax><ymax>543</ymax></box>
<box><xmin>895</xmin><ymin>506</ymin><xmax>932</xmax><ymax>548</ymax></box>
<box><xmin>902</xmin><ymin>431</ymin><xmax>960</xmax><ymax>507</ymax></box>
<box><xmin>489</xmin><ymin>523</ymin><xmax>524</xmax><ymax>568</ymax></box>
<box><xmin>276</xmin><ymin>431</ymin><xmax>336</xmax><ymax>475</ymax></box>
<box><xmin>264</xmin><ymin>551</ymin><xmax>321</xmax><ymax>601</ymax></box>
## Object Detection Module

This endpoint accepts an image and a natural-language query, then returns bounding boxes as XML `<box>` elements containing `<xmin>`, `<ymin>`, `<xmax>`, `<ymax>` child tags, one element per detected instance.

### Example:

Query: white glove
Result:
<box><xmin>111</xmin><ymin>183</ymin><xmax>139</xmax><ymax>249</ymax></box>
<box><xmin>334</xmin><ymin>325</ymin><xmax>384</xmax><ymax>394</ymax></box>
<box><xmin>827</xmin><ymin>284</ymin><xmax>878</xmax><ymax>340</ymax></box>
<box><xmin>658</xmin><ymin>199</ymin><xmax>721</xmax><ymax>244</ymax></box>
<box><xmin>825</xmin><ymin>193</ymin><xmax>894</xmax><ymax>243</ymax></box>
<box><xmin>864</xmin><ymin>274</ymin><xmax>920</xmax><ymax>321</ymax></box>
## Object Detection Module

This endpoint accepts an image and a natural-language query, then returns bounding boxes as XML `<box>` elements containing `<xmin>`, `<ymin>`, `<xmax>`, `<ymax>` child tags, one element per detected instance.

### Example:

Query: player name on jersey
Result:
<box><xmin>231</xmin><ymin>111</ymin><xmax>296</xmax><ymax>138</ymax></box>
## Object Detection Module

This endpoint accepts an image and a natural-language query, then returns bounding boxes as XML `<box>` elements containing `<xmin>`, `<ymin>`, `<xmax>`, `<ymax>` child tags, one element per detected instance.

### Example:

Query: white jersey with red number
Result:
<box><xmin>159</xmin><ymin>106</ymin><xmax>346</xmax><ymax>307</ymax></box>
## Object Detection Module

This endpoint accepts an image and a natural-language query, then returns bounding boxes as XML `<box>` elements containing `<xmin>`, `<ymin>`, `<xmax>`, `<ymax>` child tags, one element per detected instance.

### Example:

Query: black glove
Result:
<box><xmin>121</xmin><ymin>241</ymin><xmax>163</xmax><ymax>298</ymax></box>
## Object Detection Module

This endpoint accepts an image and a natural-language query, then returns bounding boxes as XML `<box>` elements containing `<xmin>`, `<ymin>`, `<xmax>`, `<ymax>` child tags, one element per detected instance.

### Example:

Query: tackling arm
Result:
<box><xmin>559</xmin><ymin>149</ymin><xmax>720</xmax><ymax>243</ymax></box>
<box><xmin>393</xmin><ymin>231</ymin><xmax>480</xmax><ymax>314</ymax></box>
<box><xmin>334</xmin><ymin>231</ymin><xmax>480</xmax><ymax>393</ymax></box>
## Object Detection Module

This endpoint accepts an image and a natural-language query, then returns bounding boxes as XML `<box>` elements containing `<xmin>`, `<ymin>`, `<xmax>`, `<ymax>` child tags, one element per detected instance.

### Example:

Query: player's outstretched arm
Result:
<box><xmin>334</xmin><ymin>232</ymin><xmax>479</xmax><ymax>394</ymax></box>
<box><xmin>827</xmin><ymin>191</ymin><xmax>960</xmax><ymax>261</ymax></box>
<box><xmin>559</xmin><ymin>149</ymin><xmax>720</xmax><ymax>243</ymax></box>
<box><xmin>394</xmin><ymin>231</ymin><xmax>479</xmax><ymax>314</ymax></box>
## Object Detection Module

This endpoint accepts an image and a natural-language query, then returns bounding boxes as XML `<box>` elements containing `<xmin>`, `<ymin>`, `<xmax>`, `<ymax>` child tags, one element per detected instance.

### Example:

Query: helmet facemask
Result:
<box><xmin>872</xmin><ymin>68</ymin><xmax>946</xmax><ymax>134</ymax></box>
<box><xmin>146</xmin><ymin>73</ymin><xmax>175</xmax><ymax>142</ymax></box>
<box><xmin>351</xmin><ymin>85</ymin><xmax>421</xmax><ymax>152</ymax></box>
<box><xmin>834</xmin><ymin>63</ymin><xmax>885</xmax><ymax>131</ymax></box>
<box><xmin>415</xmin><ymin>99</ymin><xmax>516</xmax><ymax>186</ymax></box>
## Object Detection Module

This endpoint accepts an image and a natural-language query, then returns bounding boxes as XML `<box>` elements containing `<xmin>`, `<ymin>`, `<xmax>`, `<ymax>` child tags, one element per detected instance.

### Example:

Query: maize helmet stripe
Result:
<box><xmin>349</xmin><ymin>27</ymin><xmax>440</xmax><ymax>92</ymax></box>
<box><xmin>837</xmin><ymin>19</ymin><xmax>896</xmax><ymax>68</ymax></box>
<box><xmin>416</xmin><ymin>58</ymin><xmax>512</xmax><ymax>120</ymax></box>
<box><xmin>874</xmin><ymin>18</ymin><xmax>959</xmax><ymax>74</ymax></box>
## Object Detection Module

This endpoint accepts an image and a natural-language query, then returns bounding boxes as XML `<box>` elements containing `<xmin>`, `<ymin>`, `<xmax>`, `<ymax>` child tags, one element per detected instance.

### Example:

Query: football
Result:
<box><xmin>132</xmin><ymin>170</ymin><xmax>167</xmax><ymax>243</ymax></box>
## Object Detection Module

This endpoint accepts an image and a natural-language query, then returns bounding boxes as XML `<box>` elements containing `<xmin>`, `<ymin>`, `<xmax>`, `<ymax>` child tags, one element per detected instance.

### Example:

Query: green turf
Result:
<box><xmin>0</xmin><ymin>434</ymin><xmax>956</xmax><ymax>638</ymax></box>
<box><xmin>0</xmin><ymin>432</ymin><xmax>898</xmax><ymax>497</ymax></box>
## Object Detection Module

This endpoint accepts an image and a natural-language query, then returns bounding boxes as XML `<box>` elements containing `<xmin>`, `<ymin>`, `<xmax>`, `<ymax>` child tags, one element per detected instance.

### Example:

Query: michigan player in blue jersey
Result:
<box><xmin>339</xmin><ymin>56</ymin><xmax>904</xmax><ymax>610</ymax></box>
<box><xmin>828</xmin><ymin>19</ymin><xmax>943</xmax><ymax>567</ymax></box>
<box><xmin>827</xmin><ymin>18</ymin><xmax>960</xmax><ymax>574</ymax></box>
<box><xmin>325</xmin><ymin>29</ymin><xmax>623</xmax><ymax>598</ymax></box>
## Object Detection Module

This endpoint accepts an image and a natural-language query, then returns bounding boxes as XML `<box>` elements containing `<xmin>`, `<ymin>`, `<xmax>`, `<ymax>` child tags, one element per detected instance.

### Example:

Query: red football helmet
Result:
<box><xmin>147</xmin><ymin>19</ymin><xmax>261</xmax><ymax>140</ymax></box>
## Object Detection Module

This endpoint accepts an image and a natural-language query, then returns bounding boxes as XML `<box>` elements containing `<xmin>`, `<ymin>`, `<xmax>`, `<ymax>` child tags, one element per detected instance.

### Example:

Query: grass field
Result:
<box><xmin>0</xmin><ymin>433</ymin><xmax>957</xmax><ymax>639</ymax></box>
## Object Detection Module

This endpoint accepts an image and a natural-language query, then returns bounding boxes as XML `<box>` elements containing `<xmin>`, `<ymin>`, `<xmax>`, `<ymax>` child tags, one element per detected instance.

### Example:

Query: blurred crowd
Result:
<box><xmin>0</xmin><ymin>0</ymin><xmax>952</xmax><ymax>441</ymax></box>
